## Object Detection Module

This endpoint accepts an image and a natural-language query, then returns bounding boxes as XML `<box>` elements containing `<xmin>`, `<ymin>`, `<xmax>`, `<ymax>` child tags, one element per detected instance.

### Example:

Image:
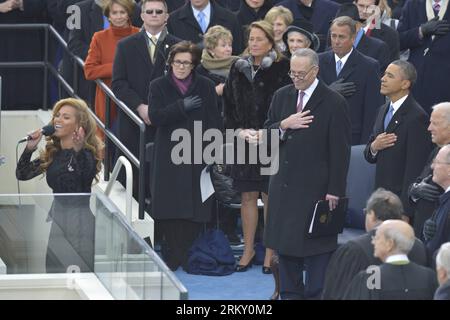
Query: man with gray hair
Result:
<box><xmin>322</xmin><ymin>188</ymin><xmax>428</xmax><ymax>300</ymax></box>
<box><xmin>364</xmin><ymin>60</ymin><xmax>433</xmax><ymax>220</ymax></box>
<box><xmin>344</xmin><ymin>220</ymin><xmax>438</xmax><ymax>299</ymax></box>
<box><xmin>435</xmin><ymin>242</ymin><xmax>450</xmax><ymax>299</ymax></box>
<box><xmin>264</xmin><ymin>48</ymin><xmax>351</xmax><ymax>299</ymax></box>
<box><xmin>409</xmin><ymin>102</ymin><xmax>450</xmax><ymax>240</ymax></box>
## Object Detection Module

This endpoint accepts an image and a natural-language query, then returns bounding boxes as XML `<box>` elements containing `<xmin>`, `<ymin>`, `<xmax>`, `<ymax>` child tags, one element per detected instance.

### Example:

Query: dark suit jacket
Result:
<box><xmin>364</xmin><ymin>95</ymin><xmax>432</xmax><ymax>217</ymax></box>
<box><xmin>426</xmin><ymin>191</ymin><xmax>450</xmax><ymax>257</ymax></box>
<box><xmin>319</xmin><ymin>49</ymin><xmax>384</xmax><ymax>145</ymax></box>
<box><xmin>397</xmin><ymin>0</ymin><xmax>450</xmax><ymax>113</ymax></box>
<box><xmin>322</xmin><ymin>228</ymin><xmax>428</xmax><ymax>300</ymax></box>
<box><xmin>344</xmin><ymin>261</ymin><xmax>438</xmax><ymax>300</ymax></box>
<box><xmin>370</xmin><ymin>23</ymin><xmax>400</xmax><ymax>64</ymax></box>
<box><xmin>112</xmin><ymin>29</ymin><xmax>180</xmax><ymax>155</ymax></box>
<box><xmin>264</xmin><ymin>81</ymin><xmax>351</xmax><ymax>257</ymax></box>
<box><xmin>278</xmin><ymin>0</ymin><xmax>339</xmax><ymax>52</ymax></box>
<box><xmin>357</xmin><ymin>33</ymin><xmax>390</xmax><ymax>72</ymax></box>
<box><xmin>434</xmin><ymin>280</ymin><xmax>450</xmax><ymax>300</ymax></box>
<box><xmin>167</xmin><ymin>1</ymin><xmax>243</xmax><ymax>55</ymax></box>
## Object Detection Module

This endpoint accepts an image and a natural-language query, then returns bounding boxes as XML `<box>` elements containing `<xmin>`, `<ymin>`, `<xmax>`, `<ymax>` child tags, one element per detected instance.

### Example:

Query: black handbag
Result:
<box><xmin>208</xmin><ymin>164</ymin><xmax>241</xmax><ymax>205</ymax></box>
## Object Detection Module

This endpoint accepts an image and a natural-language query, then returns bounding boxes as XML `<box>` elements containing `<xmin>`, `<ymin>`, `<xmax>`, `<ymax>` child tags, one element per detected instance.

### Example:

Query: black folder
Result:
<box><xmin>307</xmin><ymin>198</ymin><xmax>349</xmax><ymax>238</ymax></box>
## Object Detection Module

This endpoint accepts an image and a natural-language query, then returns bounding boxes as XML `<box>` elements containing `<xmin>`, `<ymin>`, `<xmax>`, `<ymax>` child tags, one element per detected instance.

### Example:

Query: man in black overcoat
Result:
<box><xmin>364</xmin><ymin>60</ymin><xmax>433</xmax><ymax>220</ymax></box>
<box><xmin>264</xmin><ymin>48</ymin><xmax>351</xmax><ymax>299</ymax></box>
<box><xmin>167</xmin><ymin>0</ymin><xmax>243</xmax><ymax>55</ymax></box>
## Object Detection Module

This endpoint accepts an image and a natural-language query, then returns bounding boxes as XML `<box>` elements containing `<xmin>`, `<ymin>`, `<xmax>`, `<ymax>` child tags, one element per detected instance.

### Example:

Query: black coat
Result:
<box><xmin>264</xmin><ymin>81</ymin><xmax>351</xmax><ymax>257</ymax></box>
<box><xmin>148</xmin><ymin>72</ymin><xmax>221</xmax><ymax>222</ymax></box>
<box><xmin>322</xmin><ymin>229</ymin><xmax>428</xmax><ymax>300</ymax></box>
<box><xmin>222</xmin><ymin>57</ymin><xmax>291</xmax><ymax>181</ymax></box>
<box><xmin>112</xmin><ymin>30</ymin><xmax>181</xmax><ymax>154</ymax></box>
<box><xmin>434</xmin><ymin>280</ymin><xmax>450</xmax><ymax>300</ymax></box>
<box><xmin>344</xmin><ymin>262</ymin><xmax>438</xmax><ymax>300</ymax></box>
<box><xmin>167</xmin><ymin>1</ymin><xmax>243</xmax><ymax>55</ymax></box>
<box><xmin>236</xmin><ymin>0</ymin><xmax>273</xmax><ymax>48</ymax></box>
<box><xmin>408</xmin><ymin>147</ymin><xmax>444</xmax><ymax>240</ymax></box>
<box><xmin>356</xmin><ymin>33</ymin><xmax>390</xmax><ymax>72</ymax></box>
<box><xmin>370</xmin><ymin>23</ymin><xmax>400</xmax><ymax>64</ymax></box>
<box><xmin>426</xmin><ymin>191</ymin><xmax>450</xmax><ymax>257</ymax></box>
<box><xmin>364</xmin><ymin>95</ymin><xmax>433</xmax><ymax>217</ymax></box>
<box><xmin>319</xmin><ymin>49</ymin><xmax>384</xmax><ymax>145</ymax></box>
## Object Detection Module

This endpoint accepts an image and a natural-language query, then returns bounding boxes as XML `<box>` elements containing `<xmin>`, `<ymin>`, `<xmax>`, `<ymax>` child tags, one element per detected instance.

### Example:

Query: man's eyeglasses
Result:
<box><xmin>145</xmin><ymin>9</ymin><xmax>164</xmax><ymax>15</ymax></box>
<box><xmin>432</xmin><ymin>159</ymin><xmax>450</xmax><ymax>165</ymax></box>
<box><xmin>288</xmin><ymin>65</ymin><xmax>317</xmax><ymax>80</ymax></box>
<box><xmin>172</xmin><ymin>60</ymin><xmax>192</xmax><ymax>68</ymax></box>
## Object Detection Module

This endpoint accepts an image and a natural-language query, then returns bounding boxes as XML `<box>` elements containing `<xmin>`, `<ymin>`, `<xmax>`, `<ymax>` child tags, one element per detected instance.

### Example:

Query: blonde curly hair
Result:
<box><xmin>40</xmin><ymin>98</ymin><xmax>104</xmax><ymax>181</ymax></box>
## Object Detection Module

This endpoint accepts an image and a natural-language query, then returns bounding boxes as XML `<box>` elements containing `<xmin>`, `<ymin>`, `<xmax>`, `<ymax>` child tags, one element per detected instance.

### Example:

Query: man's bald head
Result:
<box><xmin>373</xmin><ymin>220</ymin><xmax>415</xmax><ymax>261</ymax></box>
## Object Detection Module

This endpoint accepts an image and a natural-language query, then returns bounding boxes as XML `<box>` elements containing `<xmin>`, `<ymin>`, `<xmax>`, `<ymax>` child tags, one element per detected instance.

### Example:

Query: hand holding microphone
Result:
<box><xmin>19</xmin><ymin>125</ymin><xmax>55</xmax><ymax>150</ymax></box>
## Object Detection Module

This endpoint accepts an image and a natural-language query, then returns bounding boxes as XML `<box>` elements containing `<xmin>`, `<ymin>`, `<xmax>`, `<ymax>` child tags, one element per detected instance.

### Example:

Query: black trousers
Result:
<box><xmin>279</xmin><ymin>252</ymin><xmax>331</xmax><ymax>300</ymax></box>
<box><xmin>157</xmin><ymin>219</ymin><xmax>203</xmax><ymax>271</ymax></box>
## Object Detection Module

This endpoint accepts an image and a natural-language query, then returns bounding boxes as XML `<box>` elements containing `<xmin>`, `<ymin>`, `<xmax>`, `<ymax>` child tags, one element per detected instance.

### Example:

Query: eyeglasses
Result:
<box><xmin>145</xmin><ymin>9</ymin><xmax>164</xmax><ymax>15</ymax></box>
<box><xmin>288</xmin><ymin>65</ymin><xmax>317</xmax><ymax>80</ymax></box>
<box><xmin>172</xmin><ymin>60</ymin><xmax>192</xmax><ymax>68</ymax></box>
<box><xmin>432</xmin><ymin>159</ymin><xmax>450</xmax><ymax>165</ymax></box>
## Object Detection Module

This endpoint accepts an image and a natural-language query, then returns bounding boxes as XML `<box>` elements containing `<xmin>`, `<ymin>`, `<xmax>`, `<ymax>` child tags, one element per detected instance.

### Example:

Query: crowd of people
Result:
<box><xmin>2</xmin><ymin>0</ymin><xmax>450</xmax><ymax>300</ymax></box>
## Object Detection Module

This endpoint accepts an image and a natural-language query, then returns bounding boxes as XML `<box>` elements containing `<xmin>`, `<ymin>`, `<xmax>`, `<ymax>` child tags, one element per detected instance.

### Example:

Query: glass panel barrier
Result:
<box><xmin>0</xmin><ymin>193</ymin><xmax>187</xmax><ymax>300</ymax></box>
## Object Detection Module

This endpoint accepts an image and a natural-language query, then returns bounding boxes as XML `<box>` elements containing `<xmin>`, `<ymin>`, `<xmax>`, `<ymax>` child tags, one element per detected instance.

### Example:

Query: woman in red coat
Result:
<box><xmin>84</xmin><ymin>0</ymin><xmax>139</xmax><ymax>129</ymax></box>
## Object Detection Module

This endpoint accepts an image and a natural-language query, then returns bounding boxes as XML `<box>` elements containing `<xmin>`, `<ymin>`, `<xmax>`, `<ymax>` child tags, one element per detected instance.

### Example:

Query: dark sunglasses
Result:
<box><xmin>145</xmin><ymin>9</ymin><xmax>164</xmax><ymax>15</ymax></box>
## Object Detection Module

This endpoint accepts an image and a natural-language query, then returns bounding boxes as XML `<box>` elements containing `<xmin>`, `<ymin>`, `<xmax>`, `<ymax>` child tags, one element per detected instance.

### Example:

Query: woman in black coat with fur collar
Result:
<box><xmin>223</xmin><ymin>20</ymin><xmax>290</xmax><ymax>273</ymax></box>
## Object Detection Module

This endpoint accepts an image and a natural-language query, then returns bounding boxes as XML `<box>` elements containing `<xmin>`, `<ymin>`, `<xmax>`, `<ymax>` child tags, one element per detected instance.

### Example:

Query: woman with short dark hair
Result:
<box><xmin>148</xmin><ymin>41</ymin><xmax>222</xmax><ymax>271</ymax></box>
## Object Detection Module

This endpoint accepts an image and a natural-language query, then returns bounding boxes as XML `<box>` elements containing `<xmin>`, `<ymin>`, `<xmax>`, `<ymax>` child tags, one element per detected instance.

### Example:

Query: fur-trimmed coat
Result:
<box><xmin>222</xmin><ymin>56</ymin><xmax>290</xmax><ymax>182</ymax></box>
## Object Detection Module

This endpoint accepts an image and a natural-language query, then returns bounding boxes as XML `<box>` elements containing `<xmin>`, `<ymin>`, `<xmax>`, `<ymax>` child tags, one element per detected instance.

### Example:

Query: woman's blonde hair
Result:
<box><xmin>203</xmin><ymin>25</ymin><xmax>233</xmax><ymax>51</ymax></box>
<box><xmin>264</xmin><ymin>5</ymin><xmax>293</xmax><ymax>26</ymax></box>
<box><xmin>378</xmin><ymin>0</ymin><xmax>392</xmax><ymax>18</ymax></box>
<box><xmin>244</xmin><ymin>20</ymin><xmax>283</xmax><ymax>62</ymax></box>
<box><xmin>40</xmin><ymin>98</ymin><xmax>104</xmax><ymax>180</ymax></box>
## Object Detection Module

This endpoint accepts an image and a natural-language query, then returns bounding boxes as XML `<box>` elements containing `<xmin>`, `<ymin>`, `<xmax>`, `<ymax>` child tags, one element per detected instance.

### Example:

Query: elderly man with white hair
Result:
<box><xmin>435</xmin><ymin>242</ymin><xmax>450</xmax><ymax>299</ymax></box>
<box><xmin>344</xmin><ymin>220</ymin><xmax>438</xmax><ymax>299</ymax></box>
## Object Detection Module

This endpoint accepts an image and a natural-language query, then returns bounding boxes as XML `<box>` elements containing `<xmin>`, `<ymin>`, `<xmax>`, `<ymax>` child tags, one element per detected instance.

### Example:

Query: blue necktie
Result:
<box><xmin>336</xmin><ymin>60</ymin><xmax>343</xmax><ymax>76</ymax></box>
<box><xmin>197</xmin><ymin>11</ymin><xmax>207</xmax><ymax>33</ymax></box>
<box><xmin>384</xmin><ymin>104</ymin><xmax>394</xmax><ymax>130</ymax></box>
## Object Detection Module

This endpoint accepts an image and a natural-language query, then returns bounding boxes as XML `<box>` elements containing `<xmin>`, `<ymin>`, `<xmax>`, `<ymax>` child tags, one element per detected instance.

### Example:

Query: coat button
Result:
<box><xmin>288</xmin><ymin>135</ymin><xmax>292</xmax><ymax>140</ymax></box>
<box><xmin>284</xmin><ymin>160</ymin><xmax>288</xmax><ymax>164</ymax></box>
<box><xmin>259</xmin><ymin>82</ymin><xmax>264</xmax><ymax>87</ymax></box>
<box><xmin>283</xmin><ymin>183</ymin><xmax>288</xmax><ymax>187</ymax></box>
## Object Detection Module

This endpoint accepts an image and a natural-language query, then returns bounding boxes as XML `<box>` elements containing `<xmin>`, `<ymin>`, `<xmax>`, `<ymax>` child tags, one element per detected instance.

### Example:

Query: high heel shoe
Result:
<box><xmin>262</xmin><ymin>266</ymin><xmax>272</xmax><ymax>274</ymax></box>
<box><xmin>235</xmin><ymin>254</ymin><xmax>255</xmax><ymax>272</ymax></box>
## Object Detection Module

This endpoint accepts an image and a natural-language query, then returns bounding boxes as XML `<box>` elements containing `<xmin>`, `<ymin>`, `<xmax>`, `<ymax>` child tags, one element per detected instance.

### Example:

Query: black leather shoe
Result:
<box><xmin>235</xmin><ymin>255</ymin><xmax>255</xmax><ymax>272</ymax></box>
<box><xmin>262</xmin><ymin>266</ymin><xmax>272</xmax><ymax>274</ymax></box>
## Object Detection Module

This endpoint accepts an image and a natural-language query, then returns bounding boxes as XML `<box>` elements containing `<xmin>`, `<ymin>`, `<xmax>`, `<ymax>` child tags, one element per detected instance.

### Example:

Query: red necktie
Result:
<box><xmin>297</xmin><ymin>91</ymin><xmax>306</xmax><ymax>112</ymax></box>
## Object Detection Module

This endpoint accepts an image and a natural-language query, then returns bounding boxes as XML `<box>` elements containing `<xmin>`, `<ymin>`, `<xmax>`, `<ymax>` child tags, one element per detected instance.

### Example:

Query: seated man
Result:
<box><xmin>435</xmin><ymin>242</ymin><xmax>450</xmax><ymax>300</ymax></box>
<box><xmin>344</xmin><ymin>220</ymin><xmax>438</xmax><ymax>300</ymax></box>
<box><xmin>322</xmin><ymin>188</ymin><xmax>427</xmax><ymax>300</ymax></box>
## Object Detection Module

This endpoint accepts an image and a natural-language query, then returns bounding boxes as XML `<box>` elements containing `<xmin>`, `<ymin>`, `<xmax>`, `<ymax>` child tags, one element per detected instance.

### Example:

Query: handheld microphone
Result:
<box><xmin>18</xmin><ymin>125</ymin><xmax>55</xmax><ymax>143</ymax></box>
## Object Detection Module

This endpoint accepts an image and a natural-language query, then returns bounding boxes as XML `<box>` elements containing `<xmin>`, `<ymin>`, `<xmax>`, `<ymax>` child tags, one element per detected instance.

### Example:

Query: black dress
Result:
<box><xmin>16</xmin><ymin>148</ymin><xmax>97</xmax><ymax>273</ymax></box>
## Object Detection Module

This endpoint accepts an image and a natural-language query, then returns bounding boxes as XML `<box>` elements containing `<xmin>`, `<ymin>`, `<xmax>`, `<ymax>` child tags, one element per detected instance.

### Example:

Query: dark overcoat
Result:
<box><xmin>319</xmin><ymin>49</ymin><xmax>384</xmax><ymax>145</ymax></box>
<box><xmin>222</xmin><ymin>57</ymin><xmax>290</xmax><ymax>182</ymax></box>
<box><xmin>397</xmin><ymin>0</ymin><xmax>450</xmax><ymax>113</ymax></box>
<box><xmin>364</xmin><ymin>95</ymin><xmax>432</xmax><ymax>217</ymax></box>
<box><xmin>167</xmin><ymin>1</ymin><xmax>243</xmax><ymax>55</ymax></box>
<box><xmin>112</xmin><ymin>30</ymin><xmax>180</xmax><ymax>153</ymax></box>
<box><xmin>148</xmin><ymin>72</ymin><xmax>221</xmax><ymax>222</ymax></box>
<box><xmin>264</xmin><ymin>81</ymin><xmax>351</xmax><ymax>257</ymax></box>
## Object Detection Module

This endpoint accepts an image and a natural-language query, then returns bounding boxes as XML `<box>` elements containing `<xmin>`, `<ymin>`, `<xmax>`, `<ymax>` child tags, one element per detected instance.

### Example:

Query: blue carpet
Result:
<box><xmin>174</xmin><ymin>266</ymin><xmax>274</xmax><ymax>300</ymax></box>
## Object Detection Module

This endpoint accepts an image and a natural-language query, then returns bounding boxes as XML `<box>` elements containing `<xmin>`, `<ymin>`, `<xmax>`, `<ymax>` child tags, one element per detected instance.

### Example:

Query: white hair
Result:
<box><xmin>383</xmin><ymin>224</ymin><xmax>415</xmax><ymax>254</ymax></box>
<box><xmin>437</xmin><ymin>242</ymin><xmax>450</xmax><ymax>276</ymax></box>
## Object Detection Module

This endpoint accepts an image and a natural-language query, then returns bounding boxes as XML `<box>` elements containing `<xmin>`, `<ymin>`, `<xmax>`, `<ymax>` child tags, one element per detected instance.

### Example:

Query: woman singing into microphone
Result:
<box><xmin>16</xmin><ymin>98</ymin><xmax>103</xmax><ymax>273</ymax></box>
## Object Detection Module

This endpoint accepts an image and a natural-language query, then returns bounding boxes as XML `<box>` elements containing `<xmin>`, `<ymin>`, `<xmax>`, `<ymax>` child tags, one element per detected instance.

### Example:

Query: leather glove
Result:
<box><xmin>421</xmin><ymin>16</ymin><xmax>450</xmax><ymax>37</ymax></box>
<box><xmin>182</xmin><ymin>95</ymin><xmax>202</xmax><ymax>112</ymax></box>
<box><xmin>410</xmin><ymin>180</ymin><xmax>442</xmax><ymax>202</ymax></box>
<box><xmin>423</xmin><ymin>218</ymin><xmax>437</xmax><ymax>242</ymax></box>
<box><xmin>328</xmin><ymin>78</ymin><xmax>357</xmax><ymax>97</ymax></box>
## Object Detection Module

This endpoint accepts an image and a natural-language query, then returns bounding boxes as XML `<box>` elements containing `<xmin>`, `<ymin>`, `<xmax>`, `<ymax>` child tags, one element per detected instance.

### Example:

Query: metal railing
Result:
<box><xmin>0</xmin><ymin>24</ymin><xmax>147</xmax><ymax>221</ymax></box>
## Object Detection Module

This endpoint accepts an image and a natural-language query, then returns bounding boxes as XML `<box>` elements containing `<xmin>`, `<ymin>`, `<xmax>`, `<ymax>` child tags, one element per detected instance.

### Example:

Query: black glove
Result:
<box><xmin>423</xmin><ymin>218</ymin><xmax>437</xmax><ymax>241</ymax></box>
<box><xmin>329</xmin><ymin>78</ymin><xmax>357</xmax><ymax>97</ymax></box>
<box><xmin>182</xmin><ymin>95</ymin><xmax>202</xmax><ymax>112</ymax></box>
<box><xmin>421</xmin><ymin>16</ymin><xmax>450</xmax><ymax>37</ymax></box>
<box><xmin>410</xmin><ymin>180</ymin><xmax>442</xmax><ymax>202</ymax></box>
